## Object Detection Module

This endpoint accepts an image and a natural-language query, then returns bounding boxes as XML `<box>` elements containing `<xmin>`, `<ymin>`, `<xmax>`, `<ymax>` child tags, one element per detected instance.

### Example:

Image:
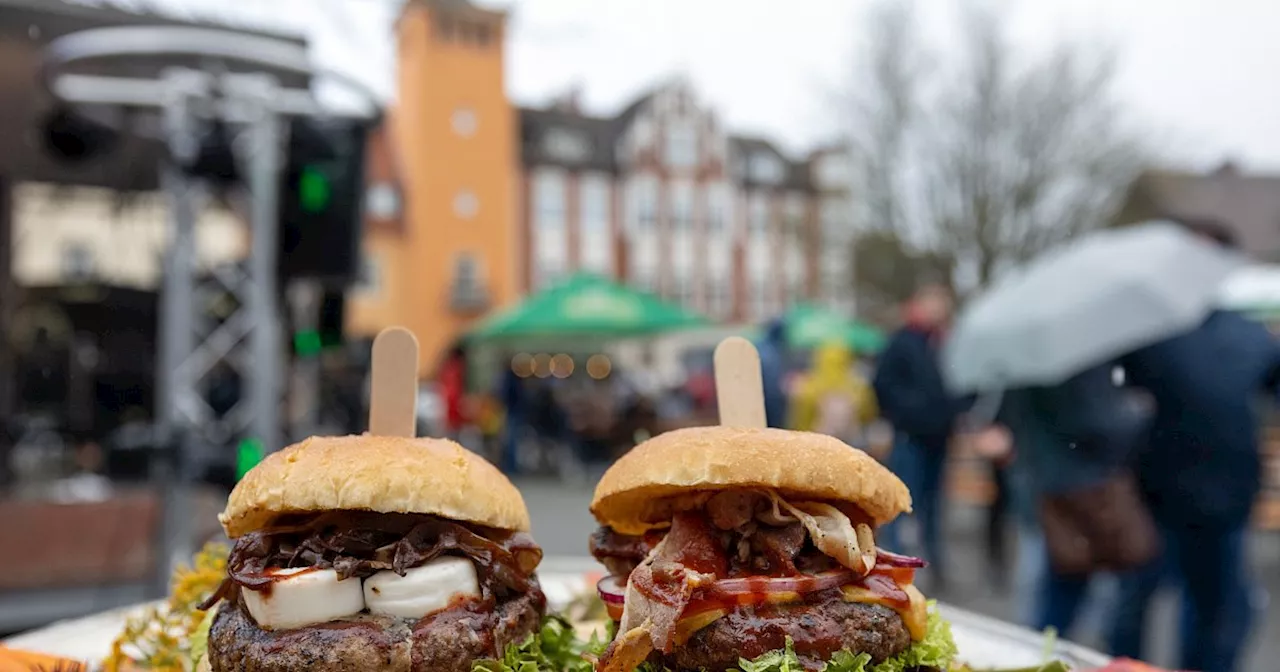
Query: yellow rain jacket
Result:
<box><xmin>790</xmin><ymin>342</ymin><xmax>879</xmax><ymax>438</ymax></box>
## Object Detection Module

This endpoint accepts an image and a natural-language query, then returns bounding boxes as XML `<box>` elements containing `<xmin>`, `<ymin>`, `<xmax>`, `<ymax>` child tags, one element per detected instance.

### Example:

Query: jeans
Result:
<box><xmin>881</xmin><ymin>435</ymin><xmax>948</xmax><ymax>579</ymax></box>
<box><xmin>501</xmin><ymin>409</ymin><xmax>525</xmax><ymax>474</ymax></box>
<box><xmin>1109</xmin><ymin>522</ymin><xmax>1253</xmax><ymax>672</ymax></box>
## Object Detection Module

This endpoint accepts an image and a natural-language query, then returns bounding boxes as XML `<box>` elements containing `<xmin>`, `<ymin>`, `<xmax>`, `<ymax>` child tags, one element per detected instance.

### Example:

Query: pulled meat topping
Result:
<box><xmin>596</xmin><ymin>490</ymin><xmax>888</xmax><ymax>672</ymax></box>
<box><xmin>200</xmin><ymin>511</ymin><xmax>542</xmax><ymax>611</ymax></box>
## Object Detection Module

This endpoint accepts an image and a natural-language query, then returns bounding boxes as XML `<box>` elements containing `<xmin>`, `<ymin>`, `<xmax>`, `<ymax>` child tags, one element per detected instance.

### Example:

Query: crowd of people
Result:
<box><xmin>862</xmin><ymin>220</ymin><xmax>1275</xmax><ymax>672</ymax></box>
<box><xmin>422</xmin><ymin>220</ymin><xmax>1272</xmax><ymax>672</ymax></box>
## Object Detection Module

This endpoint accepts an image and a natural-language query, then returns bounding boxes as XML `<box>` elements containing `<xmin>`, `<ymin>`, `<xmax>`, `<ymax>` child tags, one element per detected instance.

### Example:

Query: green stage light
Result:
<box><xmin>293</xmin><ymin>328</ymin><xmax>323</xmax><ymax>356</ymax></box>
<box><xmin>298</xmin><ymin>165</ymin><xmax>332</xmax><ymax>214</ymax></box>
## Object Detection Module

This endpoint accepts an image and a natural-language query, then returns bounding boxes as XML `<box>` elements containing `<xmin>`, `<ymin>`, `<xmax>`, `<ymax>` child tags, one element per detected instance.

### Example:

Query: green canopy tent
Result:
<box><xmin>467</xmin><ymin>272</ymin><xmax>708</xmax><ymax>342</ymax></box>
<box><xmin>781</xmin><ymin>304</ymin><xmax>886</xmax><ymax>354</ymax></box>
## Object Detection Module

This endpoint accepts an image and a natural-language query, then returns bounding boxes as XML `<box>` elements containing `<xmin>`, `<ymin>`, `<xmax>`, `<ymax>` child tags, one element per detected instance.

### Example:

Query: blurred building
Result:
<box><xmin>348</xmin><ymin>0</ymin><xmax>854</xmax><ymax>372</ymax></box>
<box><xmin>346</xmin><ymin>0</ymin><xmax>518</xmax><ymax>377</ymax></box>
<box><xmin>1117</xmin><ymin>161</ymin><xmax>1280</xmax><ymax>261</ymax></box>
<box><xmin>518</xmin><ymin>87</ymin><xmax>853</xmax><ymax>322</ymax></box>
<box><xmin>11</xmin><ymin>183</ymin><xmax>246</xmax><ymax>287</ymax></box>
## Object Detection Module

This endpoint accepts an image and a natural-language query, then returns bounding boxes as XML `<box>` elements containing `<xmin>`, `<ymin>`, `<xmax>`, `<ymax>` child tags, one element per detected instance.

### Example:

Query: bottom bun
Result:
<box><xmin>205</xmin><ymin>591</ymin><xmax>543</xmax><ymax>672</ymax></box>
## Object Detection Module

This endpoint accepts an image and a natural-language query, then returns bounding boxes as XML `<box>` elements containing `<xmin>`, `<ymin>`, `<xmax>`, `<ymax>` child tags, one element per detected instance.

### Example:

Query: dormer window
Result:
<box><xmin>544</xmin><ymin>128</ymin><xmax>591</xmax><ymax>162</ymax></box>
<box><xmin>749</xmin><ymin>152</ymin><xmax>784</xmax><ymax>183</ymax></box>
<box><xmin>666</xmin><ymin>120</ymin><xmax>697</xmax><ymax>168</ymax></box>
<box><xmin>815</xmin><ymin>153</ymin><xmax>851</xmax><ymax>189</ymax></box>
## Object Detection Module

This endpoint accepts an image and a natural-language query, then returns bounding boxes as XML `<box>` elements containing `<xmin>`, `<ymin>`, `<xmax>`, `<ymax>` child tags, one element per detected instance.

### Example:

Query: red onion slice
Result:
<box><xmin>707</xmin><ymin>569</ymin><xmax>856</xmax><ymax>597</ymax></box>
<box><xmin>875</xmin><ymin>547</ymin><xmax>928</xmax><ymax>568</ymax></box>
<box><xmin>597</xmin><ymin>574</ymin><xmax>628</xmax><ymax>605</ymax></box>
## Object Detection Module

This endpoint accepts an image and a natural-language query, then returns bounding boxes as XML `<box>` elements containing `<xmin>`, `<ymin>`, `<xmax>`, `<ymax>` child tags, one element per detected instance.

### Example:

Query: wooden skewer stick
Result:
<box><xmin>368</xmin><ymin>327</ymin><xmax>420</xmax><ymax>437</ymax></box>
<box><xmin>714</xmin><ymin>336</ymin><xmax>767</xmax><ymax>428</ymax></box>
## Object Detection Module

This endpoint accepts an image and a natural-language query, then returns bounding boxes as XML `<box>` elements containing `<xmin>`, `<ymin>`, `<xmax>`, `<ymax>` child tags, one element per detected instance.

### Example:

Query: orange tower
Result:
<box><xmin>349</xmin><ymin>0</ymin><xmax>517</xmax><ymax>377</ymax></box>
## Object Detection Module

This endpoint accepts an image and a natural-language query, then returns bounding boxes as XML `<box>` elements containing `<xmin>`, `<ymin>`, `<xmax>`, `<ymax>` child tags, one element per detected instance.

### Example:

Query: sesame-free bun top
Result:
<box><xmin>219</xmin><ymin>435</ymin><xmax>530</xmax><ymax>538</ymax></box>
<box><xmin>591</xmin><ymin>426</ymin><xmax>912</xmax><ymax>535</ymax></box>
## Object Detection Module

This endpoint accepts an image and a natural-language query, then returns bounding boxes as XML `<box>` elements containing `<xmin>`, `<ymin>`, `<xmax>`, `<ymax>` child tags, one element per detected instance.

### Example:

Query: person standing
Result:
<box><xmin>497</xmin><ymin>362</ymin><xmax>527</xmax><ymax>474</ymax></box>
<box><xmin>438</xmin><ymin>342</ymin><xmax>470</xmax><ymax>442</ymax></box>
<box><xmin>997</xmin><ymin>364</ymin><xmax>1150</xmax><ymax>634</ymax></box>
<box><xmin>873</xmin><ymin>284</ymin><xmax>965</xmax><ymax>587</ymax></box>
<box><xmin>756</xmin><ymin>318</ymin><xmax>791</xmax><ymax>429</ymax></box>
<box><xmin>1108</xmin><ymin>306</ymin><xmax>1280</xmax><ymax>672</ymax></box>
<box><xmin>789</xmin><ymin>341</ymin><xmax>878</xmax><ymax>445</ymax></box>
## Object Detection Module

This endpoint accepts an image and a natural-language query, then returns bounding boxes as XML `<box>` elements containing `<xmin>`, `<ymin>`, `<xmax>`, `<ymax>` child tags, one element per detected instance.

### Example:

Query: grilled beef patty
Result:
<box><xmin>653</xmin><ymin>591</ymin><xmax>912</xmax><ymax>672</ymax></box>
<box><xmin>206</xmin><ymin>589</ymin><xmax>544</xmax><ymax>672</ymax></box>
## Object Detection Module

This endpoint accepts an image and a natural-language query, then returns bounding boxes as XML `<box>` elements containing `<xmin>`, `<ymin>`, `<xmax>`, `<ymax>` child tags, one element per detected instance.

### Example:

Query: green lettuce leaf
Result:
<box><xmin>476</xmin><ymin>602</ymin><xmax>958</xmax><ymax>672</ymax></box>
<box><xmin>188</xmin><ymin>607</ymin><xmax>218</xmax><ymax>669</ymax></box>
<box><xmin>473</xmin><ymin>615</ymin><xmax>606</xmax><ymax>672</ymax></box>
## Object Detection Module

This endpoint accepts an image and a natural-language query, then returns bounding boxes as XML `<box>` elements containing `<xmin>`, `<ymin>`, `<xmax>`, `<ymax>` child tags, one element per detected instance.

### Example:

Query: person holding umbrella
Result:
<box><xmin>941</xmin><ymin>220</ymin><xmax>1243</xmax><ymax>660</ymax></box>
<box><xmin>1108</xmin><ymin>221</ymin><xmax>1280</xmax><ymax>672</ymax></box>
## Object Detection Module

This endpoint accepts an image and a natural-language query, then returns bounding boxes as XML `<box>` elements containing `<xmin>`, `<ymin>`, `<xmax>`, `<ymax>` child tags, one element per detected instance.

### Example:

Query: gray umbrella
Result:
<box><xmin>943</xmin><ymin>221</ymin><xmax>1241</xmax><ymax>394</ymax></box>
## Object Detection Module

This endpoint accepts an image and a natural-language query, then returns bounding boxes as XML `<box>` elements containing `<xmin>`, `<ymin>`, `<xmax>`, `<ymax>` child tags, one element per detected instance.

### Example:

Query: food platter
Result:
<box><xmin>4</xmin><ymin>560</ymin><xmax>1111</xmax><ymax>670</ymax></box>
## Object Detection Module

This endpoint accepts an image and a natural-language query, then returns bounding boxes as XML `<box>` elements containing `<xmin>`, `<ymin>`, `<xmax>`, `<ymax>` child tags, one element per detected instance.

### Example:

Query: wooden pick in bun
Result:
<box><xmin>199</xmin><ymin>328</ymin><xmax>547</xmax><ymax>672</ymax></box>
<box><xmin>588</xmin><ymin>337</ymin><xmax>956</xmax><ymax>672</ymax></box>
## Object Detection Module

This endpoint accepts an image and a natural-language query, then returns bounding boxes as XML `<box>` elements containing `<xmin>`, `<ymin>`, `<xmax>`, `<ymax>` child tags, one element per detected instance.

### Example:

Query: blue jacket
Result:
<box><xmin>1000</xmin><ymin>365</ymin><xmax>1147</xmax><ymax>527</ymax></box>
<box><xmin>1122</xmin><ymin>310</ymin><xmax>1280</xmax><ymax>528</ymax></box>
<box><xmin>873</xmin><ymin>326</ymin><xmax>964</xmax><ymax>450</ymax></box>
<box><xmin>756</xmin><ymin>321</ymin><xmax>789</xmax><ymax>429</ymax></box>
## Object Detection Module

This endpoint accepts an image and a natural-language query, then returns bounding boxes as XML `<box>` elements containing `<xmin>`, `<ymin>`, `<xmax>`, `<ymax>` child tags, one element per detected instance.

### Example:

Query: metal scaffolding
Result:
<box><xmin>40</xmin><ymin>25</ymin><xmax>376</xmax><ymax>585</ymax></box>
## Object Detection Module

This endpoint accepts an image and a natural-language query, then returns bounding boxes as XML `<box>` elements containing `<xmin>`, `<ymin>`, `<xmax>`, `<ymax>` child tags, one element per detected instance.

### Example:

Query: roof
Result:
<box><xmin>729</xmin><ymin>134</ymin><xmax>813</xmax><ymax>191</ymax></box>
<box><xmin>519</xmin><ymin>106</ymin><xmax>619</xmax><ymax>173</ymax></box>
<box><xmin>1119</xmin><ymin>164</ymin><xmax>1280</xmax><ymax>261</ymax></box>
<box><xmin>517</xmin><ymin>85</ymin><xmax>825</xmax><ymax>191</ymax></box>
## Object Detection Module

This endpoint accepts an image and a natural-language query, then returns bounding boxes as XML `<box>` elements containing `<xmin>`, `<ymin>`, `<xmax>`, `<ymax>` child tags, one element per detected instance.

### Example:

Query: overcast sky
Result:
<box><xmin>84</xmin><ymin>0</ymin><xmax>1280</xmax><ymax>171</ymax></box>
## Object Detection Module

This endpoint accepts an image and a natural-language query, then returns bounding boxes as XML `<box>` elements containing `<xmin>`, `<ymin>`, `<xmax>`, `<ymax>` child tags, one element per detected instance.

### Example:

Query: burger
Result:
<box><xmin>197</xmin><ymin>435</ymin><xmax>546</xmax><ymax>672</ymax></box>
<box><xmin>588</xmin><ymin>426</ymin><xmax>957</xmax><ymax>672</ymax></box>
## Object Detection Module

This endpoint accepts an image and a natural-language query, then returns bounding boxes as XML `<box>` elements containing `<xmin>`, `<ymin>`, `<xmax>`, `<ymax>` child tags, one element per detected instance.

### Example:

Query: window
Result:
<box><xmin>451</xmin><ymin>108</ymin><xmax>478</xmax><ymax>137</ymax></box>
<box><xmin>365</xmin><ymin>182</ymin><xmax>401</xmax><ymax>219</ymax></box>
<box><xmin>665</xmin><ymin>120</ymin><xmax>698</xmax><ymax>168</ymax></box>
<box><xmin>435</xmin><ymin>17</ymin><xmax>455</xmax><ymax>41</ymax></box>
<box><xmin>670</xmin><ymin>181</ymin><xmax>694</xmax><ymax>233</ymax></box>
<box><xmin>453</xmin><ymin>190</ymin><xmax>479</xmax><ymax>219</ymax></box>
<box><xmin>750</xmin><ymin>276</ymin><xmax>769</xmax><ymax>318</ymax></box>
<box><xmin>356</xmin><ymin>252</ymin><xmax>382</xmax><ymax>297</ymax></box>
<box><xmin>630</xmin><ymin>177</ymin><xmax>658</xmax><ymax>234</ymax></box>
<box><xmin>544</xmin><ymin>129</ymin><xmax>591</xmax><ymax>163</ymax></box>
<box><xmin>534</xmin><ymin>170</ymin><xmax>566</xmax><ymax>232</ymax></box>
<box><xmin>631</xmin><ymin>269</ymin><xmax>656</xmax><ymax>294</ymax></box>
<box><xmin>708</xmin><ymin>277</ymin><xmax>733</xmax><ymax>317</ymax></box>
<box><xmin>533</xmin><ymin>257</ymin><xmax>565</xmax><ymax>291</ymax></box>
<box><xmin>61</xmin><ymin>242</ymin><xmax>95</xmax><ymax>280</ymax></box>
<box><xmin>451</xmin><ymin>252</ymin><xmax>488</xmax><ymax>309</ymax></box>
<box><xmin>821</xmin><ymin>198</ymin><xmax>849</xmax><ymax>244</ymax></box>
<box><xmin>707</xmin><ymin>183</ymin><xmax>732</xmax><ymax>236</ymax></box>
<box><xmin>580</xmin><ymin>175</ymin><xmax>610</xmax><ymax>234</ymax></box>
<box><xmin>749</xmin><ymin>195</ymin><xmax>769</xmax><ymax>236</ymax></box>
<box><xmin>749</xmin><ymin>152</ymin><xmax>784</xmax><ymax>183</ymax></box>
<box><xmin>816</xmin><ymin>153</ymin><xmax>850</xmax><ymax>189</ymax></box>
<box><xmin>671</xmin><ymin>272</ymin><xmax>694</xmax><ymax>306</ymax></box>
<box><xmin>788</xmin><ymin>275</ymin><xmax>807</xmax><ymax>304</ymax></box>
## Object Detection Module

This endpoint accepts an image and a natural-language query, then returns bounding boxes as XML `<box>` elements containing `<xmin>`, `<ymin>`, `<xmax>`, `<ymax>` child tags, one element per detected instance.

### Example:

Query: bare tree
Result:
<box><xmin>846</xmin><ymin>0</ymin><xmax>1145</xmax><ymax>297</ymax></box>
